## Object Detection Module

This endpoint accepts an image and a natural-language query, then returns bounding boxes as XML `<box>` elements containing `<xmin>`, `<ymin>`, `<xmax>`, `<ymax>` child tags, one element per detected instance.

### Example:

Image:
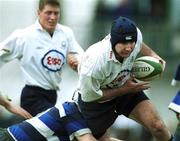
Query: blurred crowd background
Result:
<box><xmin>0</xmin><ymin>0</ymin><xmax>180</xmax><ymax>140</ymax></box>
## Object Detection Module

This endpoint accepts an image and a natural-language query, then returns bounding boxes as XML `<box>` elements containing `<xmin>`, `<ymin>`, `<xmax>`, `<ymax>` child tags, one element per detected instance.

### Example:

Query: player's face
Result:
<box><xmin>38</xmin><ymin>5</ymin><xmax>60</xmax><ymax>35</ymax></box>
<box><xmin>115</xmin><ymin>42</ymin><xmax>135</xmax><ymax>58</ymax></box>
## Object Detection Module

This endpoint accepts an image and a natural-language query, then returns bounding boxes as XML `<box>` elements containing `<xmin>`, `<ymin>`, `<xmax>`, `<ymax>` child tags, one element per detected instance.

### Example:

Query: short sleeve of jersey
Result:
<box><xmin>0</xmin><ymin>30</ymin><xmax>24</xmax><ymax>67</ymax></box>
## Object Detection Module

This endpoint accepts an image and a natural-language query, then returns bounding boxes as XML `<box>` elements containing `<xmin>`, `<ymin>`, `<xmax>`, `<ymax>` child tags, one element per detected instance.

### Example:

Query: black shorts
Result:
<box><xmin>20</xmin><ymin>85</ymin><xmax>57</xmax><ymax>116</ymax></box>
<box><xmin>78</xmin><ymin>91</ymin><xmax>149</xmax><ymax>139</ymax></box>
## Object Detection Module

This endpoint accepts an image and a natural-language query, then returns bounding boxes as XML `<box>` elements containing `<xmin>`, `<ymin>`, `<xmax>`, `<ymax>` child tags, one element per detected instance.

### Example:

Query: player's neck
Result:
<box><xmin>116</xmin><ymin>55</ymin><xmax>123</xmax><ymax>63</ymax></box>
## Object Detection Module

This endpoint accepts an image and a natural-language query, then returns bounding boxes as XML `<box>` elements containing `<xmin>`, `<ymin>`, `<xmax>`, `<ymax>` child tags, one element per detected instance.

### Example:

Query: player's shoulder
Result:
<box><xmin>12</xmin><ymin>24</ymin><xmax>35</xmax><ymax>37</ymax></box>
<box><xmin>87</xmin><ymin>35</ymin><xmax>110</xmax><ymax>53</ymax></box>
<box><xmin>9</xmin><ymin>28</ymin><xmax>26</xmax><ymax>40</ymax></box>
<box><xmin>83</xmin><ymin>44</ymin><xmax>100</xmax><ymax>66</ymax></box>
<box><xmin>57</xmin><ymin>24</ymin><xmax>73</xmax><ymax>34</ymax></box>
<box><xmin>80</xmin><ymin>41</ymin><xmax>108</xmax><ymax>75</ymax></box>
<box><xmin>85</xmin><ymin>40</ymin><xmax>106</xmax><ymax>62</ymax></box>
<box><xmin>136</xmin><ymin>27</ymin><xmax>143</xmax><ymax>42</ymax></box>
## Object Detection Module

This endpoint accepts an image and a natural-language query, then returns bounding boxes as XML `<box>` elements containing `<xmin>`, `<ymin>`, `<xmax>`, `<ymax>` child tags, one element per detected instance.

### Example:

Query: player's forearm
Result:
<box><xmin>140</xmin><ymin>42</ymin><xmax>166</xmax><ymax>70</ymax></box>
<box><xmin>100</xmin><ymin>87</ymin><xmax>127</xmax><ymax>101</ymax></box>
<box><xmin>140</xmin><ymin>42</ymin><xmax>161</xmax><ymax>58</ymax></box>
<box><xmin>67</xmin><ymin>53</ymin><xmax>80</xmax><ymax>72</ymax></box>
<box><xmin>0</xmin><ymin>95</ymin><xmax>10</xmax><ymax>108</ymax></box>
<box><xmin>100</xmin><ymin>80</ymin><xmax>150</xmax><ymax>101</ymax></box>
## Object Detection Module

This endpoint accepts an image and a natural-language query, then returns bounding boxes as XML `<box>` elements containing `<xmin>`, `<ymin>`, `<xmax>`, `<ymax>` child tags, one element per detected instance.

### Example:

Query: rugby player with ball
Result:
<box><xmin>76</xmin><ymin>16</ymin><xmax>173</xmax><ymax>141</ymax></box>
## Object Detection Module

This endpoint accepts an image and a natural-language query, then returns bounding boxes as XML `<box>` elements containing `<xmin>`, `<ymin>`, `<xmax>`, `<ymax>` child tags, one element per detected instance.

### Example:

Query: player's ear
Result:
<box><xmin>37</xmin><ymin>10</ymin><xmax>41</xmax><ymax>16</ymax></box>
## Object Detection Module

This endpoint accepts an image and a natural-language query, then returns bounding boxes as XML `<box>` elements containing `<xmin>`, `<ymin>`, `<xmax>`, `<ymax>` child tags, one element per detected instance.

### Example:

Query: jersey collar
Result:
<box><xmin>106</xmin><ymin>38</ymin><xmax>121</xmax><ymax>64</ymax></box>
<box><xmin>34</xmin><ymin>19</ymin><xmax>61</xmax><ymax>32</ymax></box>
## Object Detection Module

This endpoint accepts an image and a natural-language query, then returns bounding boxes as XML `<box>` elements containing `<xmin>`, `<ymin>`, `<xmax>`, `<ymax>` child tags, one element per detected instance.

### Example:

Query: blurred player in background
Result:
<box><xmin>76</xmin><ymin>16</ymin><xmax>173</xmax><ymax>141</ymax></box>
<box><xmin>0</xmin><ymin>92</ymin><xmax>32</xmax><ymax>119</ymax></box>
<box><xmin>0</xmin><ymin>0</ymin><xmax>83</xmax><ymax>116</ymax></box>
<box><xmin>169</xmin><ymin>64</ymin><xmax>180</xmax><ymax>141</ymax></box>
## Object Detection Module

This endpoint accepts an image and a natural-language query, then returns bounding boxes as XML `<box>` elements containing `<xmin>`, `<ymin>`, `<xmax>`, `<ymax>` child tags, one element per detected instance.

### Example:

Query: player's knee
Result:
<box><xmin>150</xmin><ymin>119</ymin><xmax>166</xmax><ymax>136</ymax></box>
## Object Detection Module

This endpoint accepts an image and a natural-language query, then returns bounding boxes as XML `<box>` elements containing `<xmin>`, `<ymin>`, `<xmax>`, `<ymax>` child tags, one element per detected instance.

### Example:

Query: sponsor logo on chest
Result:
<box><xmin>41</xmin><ymin>50</ymin><xmax>65</xmax><ymax>72</ymax></box>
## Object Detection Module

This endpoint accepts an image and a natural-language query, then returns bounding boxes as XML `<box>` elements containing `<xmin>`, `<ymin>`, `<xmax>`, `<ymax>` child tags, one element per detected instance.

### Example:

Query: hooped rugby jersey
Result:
<box><xmin>8</xmin><ymin>102</ymin><xmax>91</xmax><ymax>141</ymax></box>
<box><xmin>77</xmin><ymin>28</ymin><xmax>143</xmax><ymax>102</ymax></box>
<box><xmin>0</xmin><ymin>20</ymin><xmax>84</xmax><ymax>90</ymax></box>
<box><xmin>169</xmin><ymin>64</ymin><xmax>180</xmax><ymax>113</ymax></box>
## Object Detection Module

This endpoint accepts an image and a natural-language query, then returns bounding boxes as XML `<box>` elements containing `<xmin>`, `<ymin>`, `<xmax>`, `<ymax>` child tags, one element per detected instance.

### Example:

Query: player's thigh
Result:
<box><xmin>129</xmin><ymin>99</ymin><xmax>162</xmax><ymax>128</ymax></box>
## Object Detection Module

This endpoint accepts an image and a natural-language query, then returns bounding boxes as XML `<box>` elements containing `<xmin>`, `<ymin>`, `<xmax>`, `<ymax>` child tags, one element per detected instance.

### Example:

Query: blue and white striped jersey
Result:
<box><xmin>7</xmin><ymin>102</ymin><xmax>91</xmax><ymax>141</ymax></box>
<box><xmin>169</xmin><ymin>64</ymin><xmax>180</xmax><ymax>113</ymax></box>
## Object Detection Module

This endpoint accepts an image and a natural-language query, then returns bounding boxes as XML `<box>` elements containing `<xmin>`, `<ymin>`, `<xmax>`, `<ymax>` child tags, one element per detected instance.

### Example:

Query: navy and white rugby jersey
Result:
<box><xmin>8</xmin><ymin>102</ymin><xmax>91</xmax><ymax>141</ymax></box>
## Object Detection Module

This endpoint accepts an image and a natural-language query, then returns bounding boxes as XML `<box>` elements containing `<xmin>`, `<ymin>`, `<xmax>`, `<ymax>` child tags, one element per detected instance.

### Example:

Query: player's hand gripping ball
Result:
<box><xmin>132</xmin><ymin>56</ymin><xmax>163</xmax><ymax>81</ymax></box>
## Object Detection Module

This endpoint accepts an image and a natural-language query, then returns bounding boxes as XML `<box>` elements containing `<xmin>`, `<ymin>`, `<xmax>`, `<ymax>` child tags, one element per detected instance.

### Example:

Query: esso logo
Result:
<box><xmin>41</xmin><ymin>50</ymin><xmax>65</xmax><ymax>72</ymax></box>
<box><xmin>47</xmin><ymin>56</ymin><xmax>61</xmax><ymax>66</ymax></box>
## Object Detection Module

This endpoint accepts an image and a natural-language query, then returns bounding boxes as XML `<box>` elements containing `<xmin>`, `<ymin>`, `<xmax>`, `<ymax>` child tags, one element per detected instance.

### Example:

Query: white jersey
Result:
<box><xmin>0</xmin><ymin>20</ymin><xmax>84</xmax><ymax>90</ymax></box>
<box><xmin>77</xmin><ymin>28</ymin><xmax>142</xmax><ymax>102</ymax></box>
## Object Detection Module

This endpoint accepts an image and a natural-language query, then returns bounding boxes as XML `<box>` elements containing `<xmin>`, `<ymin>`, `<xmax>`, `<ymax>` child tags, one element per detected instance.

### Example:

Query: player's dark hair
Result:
<box><xmin>39</xmin><ymin>0</ymin><xmax>60</xmax><ymax>10</ymax></box>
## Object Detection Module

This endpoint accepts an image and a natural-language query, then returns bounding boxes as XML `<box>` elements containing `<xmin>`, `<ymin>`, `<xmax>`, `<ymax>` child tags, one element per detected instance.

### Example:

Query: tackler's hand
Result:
<box><xmin>67</xmin><ymin>53</ymin><xmax>79</xmax><ymax>71</ymax></box>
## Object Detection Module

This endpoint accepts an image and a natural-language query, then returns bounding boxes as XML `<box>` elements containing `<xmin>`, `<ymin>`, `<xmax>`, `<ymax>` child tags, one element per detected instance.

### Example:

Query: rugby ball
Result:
<box><xmin>132</xmin><ymin>56</ymin><xmax>163</xmax><ymax>81</ymax></box>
